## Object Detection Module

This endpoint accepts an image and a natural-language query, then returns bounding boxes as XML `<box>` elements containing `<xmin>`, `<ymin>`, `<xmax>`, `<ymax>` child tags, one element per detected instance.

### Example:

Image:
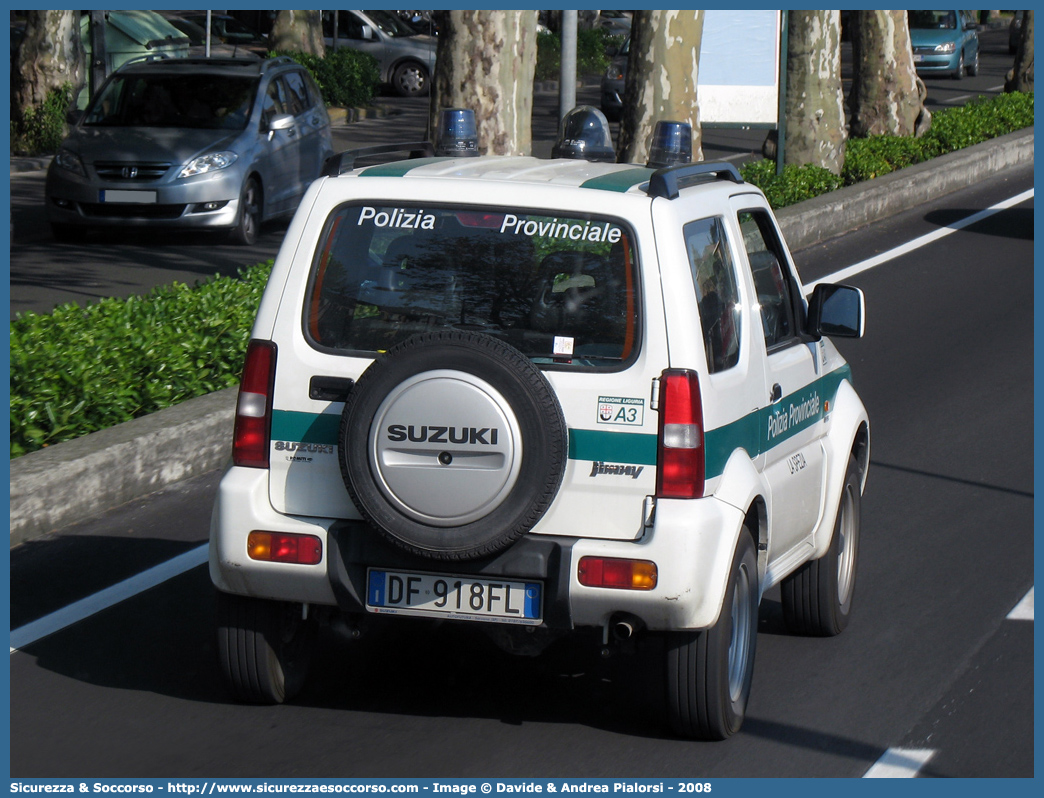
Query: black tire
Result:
<box><xmin>666</xmin><ymin>530</ymin><xmax>759</xmax><ymax>740</ymax></box>
<box><xmin>229</xmin><ymin>177</ymin><xmax>262</xmax><ymax>245</ymax></box>
<box><xmin>51</xmin><ymin>223</ymin><xmax>86</xmax><ymax>243</ymax></box>
<box><xmin>781</xmin><ymin>455</ymin><xmax>861</xmax><ymax>636</ymax></box>
<box><xmin>391</xmin><ymin>61</ymin><xmax>429</xmax><ymax>97</ymax></box>
<box><xmin>340</xmin><ymin>331</ymin><xmax>567</xmax><ymax>560</ymax></box>
<box><xmin>953</xmin><ymin>50</ymin><xmax>965</xmax><ymax>80</ymax></box>
<box><xmin>216</xmin><ymin>591</ymin><xmax>316</xmax><ymax>704</ymax></box>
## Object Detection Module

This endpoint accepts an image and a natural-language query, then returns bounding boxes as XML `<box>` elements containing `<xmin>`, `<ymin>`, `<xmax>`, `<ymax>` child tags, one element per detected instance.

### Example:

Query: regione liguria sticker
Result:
<box><xmin>597</xmin><ymin>396</ymin><xmax>644</xmax><ymax>426</ymax></box>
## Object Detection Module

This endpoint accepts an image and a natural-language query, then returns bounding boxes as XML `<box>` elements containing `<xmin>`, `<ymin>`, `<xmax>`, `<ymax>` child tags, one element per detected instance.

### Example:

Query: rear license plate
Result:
<box><xmin>99</xmin><ymin>190</ymin><xmax>157</xmax><ymax>204</ymax></box>
<box><xmin>366</xmin><ymin>569</ymin><xmax>542</xmax><ymax>625</ymax></box>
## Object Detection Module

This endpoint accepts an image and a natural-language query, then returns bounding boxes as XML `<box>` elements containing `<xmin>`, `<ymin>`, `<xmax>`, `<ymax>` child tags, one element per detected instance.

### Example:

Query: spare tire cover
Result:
<box><xmin>339</xmin><ymin>331</ymin><xmax>567</xmax><ymax>560</ymax></box>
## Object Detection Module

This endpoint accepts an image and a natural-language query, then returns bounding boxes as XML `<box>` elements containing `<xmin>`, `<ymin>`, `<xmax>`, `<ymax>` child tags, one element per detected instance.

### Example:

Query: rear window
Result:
<box><xmin>304</xmin><ymin>203</ymin><xmax>641</xmax><ymax>368</ymax></box>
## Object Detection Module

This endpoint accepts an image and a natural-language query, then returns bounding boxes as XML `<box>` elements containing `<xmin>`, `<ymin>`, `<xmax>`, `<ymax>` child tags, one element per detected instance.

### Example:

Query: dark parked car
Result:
<box><xmin>908</xmin><ymin>10</ymin><xmax>980</xmax><ymax>79</ymax></box>
<box><xmin>45</xmin><ymin>57</ymin><xmax>332</xmax><ymax>244</ymax></box>
<box><xmin>600</xmin><ymin>36</ymin><xmax>629</xmax><ymax>122</ymax></box>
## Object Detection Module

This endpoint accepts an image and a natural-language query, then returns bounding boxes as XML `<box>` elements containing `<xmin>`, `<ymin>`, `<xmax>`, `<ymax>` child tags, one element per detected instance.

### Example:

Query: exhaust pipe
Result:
<box><xmin>612</xmin><ymin>619</ymin><xmax>635</xmax><ymax>641</ymax></box>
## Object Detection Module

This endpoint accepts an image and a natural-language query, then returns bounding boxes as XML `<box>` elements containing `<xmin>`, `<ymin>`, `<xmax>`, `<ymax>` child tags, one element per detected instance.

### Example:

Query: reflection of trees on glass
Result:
<box><xmin>307</xmin><ymin>205</ymin><xmax>639</xmax><ymax>366</ymax></box>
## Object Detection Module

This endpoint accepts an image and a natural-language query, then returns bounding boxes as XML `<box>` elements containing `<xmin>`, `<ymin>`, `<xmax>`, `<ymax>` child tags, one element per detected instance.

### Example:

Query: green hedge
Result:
<box><xmin>273</xmin><ymin>48</ymin><xmax>380</xmax><ymax>108</ymax></box>
<box><xmin>743</xmin><ymin>91</ymin><xmax>1034</xmax><ymax>207</ymax></box>
<box><xmin>535</xmin><ymin>27</ymin><xmax>622</xmax><ymax>82</ymax></box>
<box><xmin>10</xmin><ymin>263</ymin><xmax>273</xmax><ymax>457</ymax></box>
<box><xmin>10</xmin><ymin>83</ymin><xmax>72</xmax><ymax>156</ymax></box>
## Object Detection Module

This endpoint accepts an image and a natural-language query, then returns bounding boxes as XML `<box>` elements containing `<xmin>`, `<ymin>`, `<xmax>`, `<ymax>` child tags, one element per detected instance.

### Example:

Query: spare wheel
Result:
<box><xmin>339</xmin><ymin>331</ymin><xmax>567</xmax><ymax>560</ymax></box>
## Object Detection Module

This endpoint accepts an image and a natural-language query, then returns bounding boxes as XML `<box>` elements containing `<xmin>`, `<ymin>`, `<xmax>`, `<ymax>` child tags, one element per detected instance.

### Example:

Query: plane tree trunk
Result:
<box><xmin>1006</xmin><ymin>11</ymin><xmax>1034</xmax><ymax>92</ymax></box>
<box><xmin>270</xmin><ymin>10</ymin><xmax>325</xmax><ymax>56</ymax></box>
<box><xmin>429</xmin><ymin>10</ymin><xmax>538</xmax><ymax>155</ymax></box>
<box><xmin>11</xmin><ymin>10</ymin><xmax>84</xmax><ymax>118</ymax></box>
<box><xmin>617</xmin><ymin>10</ymin><xmax>704</xmax><ymax>165</ymax></box>
<box><xmin>848</xmin><ymin>10</ymin><xmax>930</xmax><ymax>137</ymax></box>
<box><xmin>783</xmin><ymin>10</ymin><xmax>846</xmax><ymax>174</ymax></box>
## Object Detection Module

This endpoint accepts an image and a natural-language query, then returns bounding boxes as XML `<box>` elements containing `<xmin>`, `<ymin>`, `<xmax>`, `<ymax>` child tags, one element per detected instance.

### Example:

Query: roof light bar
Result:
<box><xmin>646</xmin><ymin>120</ymin><xmax>693</xmax><ymax>169</ymax></box>
<box><xmin>551</xmin><ymin>105</ymin><xmax>616</xmax><ymax>163</ymax></box>
<box><xmin>434</xmin><ymin>108</ymin><xmax>479</xmax><ymax>157</ymax></box>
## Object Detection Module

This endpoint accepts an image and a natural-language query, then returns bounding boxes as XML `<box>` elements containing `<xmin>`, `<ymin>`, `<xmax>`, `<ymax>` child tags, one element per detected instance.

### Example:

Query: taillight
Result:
<box><xmin>233</xmin><ymin>340</ymin><xmax>277</xmax><ymax>469</ymax></box>
<box><xmin>656</xmin><ymin>369</ymin><xmax>705</xmax><ymax>499</ymax></box>
<box><xmin>248</xmin><ymin>531</ymin><xmax>322</xmax><ymax>565</ymax></box>
<box><xmin>578</xmin><ymin>557</ymin><xmax>657</xmax><ymax>590</ymax></box>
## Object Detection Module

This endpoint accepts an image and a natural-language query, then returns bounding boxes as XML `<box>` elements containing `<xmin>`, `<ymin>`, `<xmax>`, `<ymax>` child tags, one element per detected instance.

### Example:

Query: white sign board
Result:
<box><xmin>697</xmin><ymin>10</ymin><xmax>781</xmax><ymax>127</ymax></box>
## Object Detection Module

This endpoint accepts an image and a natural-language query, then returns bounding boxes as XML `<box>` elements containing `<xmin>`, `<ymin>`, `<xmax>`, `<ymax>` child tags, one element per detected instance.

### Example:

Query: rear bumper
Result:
<box><xmin>210</xmin><ymin>465</ymin><xmax>747</xmax><ymax>634</ymax></box>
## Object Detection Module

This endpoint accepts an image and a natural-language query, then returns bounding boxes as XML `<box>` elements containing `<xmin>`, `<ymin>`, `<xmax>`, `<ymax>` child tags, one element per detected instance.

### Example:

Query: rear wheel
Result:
<box><xmin>392</xmin><ymin>61</ymin><xmax>429</xmax><ymax>97</ymax></box>
<box><xmin>216</xmin><ymin>591</ymin><xmax>316</xmax><ymax>704</ymax></box>
<box><xmin>665</xmin><ymin>530</ymin><xmax>759</xmax><ymax>740</ymax></box>
<box><xmin>781</xmin><ymin>455</ymin><xmax>861</xmax><ymax>636</ymax></box>
<box><xmin>229</xmin><ymin>177</ymin><xmax>262</xmax><ymax>245</ymax></box>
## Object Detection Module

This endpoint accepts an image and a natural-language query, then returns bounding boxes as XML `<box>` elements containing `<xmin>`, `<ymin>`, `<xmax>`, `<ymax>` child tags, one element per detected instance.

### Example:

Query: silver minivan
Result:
<box><xmin>323</xmin><ymin>9</ymin><xmax>437</xmax><ymax>97</ymax></box>
<box><xmin>45</xmin><ymin>56</ymin><xmax>332</xmax><ymax>244</ymax></box>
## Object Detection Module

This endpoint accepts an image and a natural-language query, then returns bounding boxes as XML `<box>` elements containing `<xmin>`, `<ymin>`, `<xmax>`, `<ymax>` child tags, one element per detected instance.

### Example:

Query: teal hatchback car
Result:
<box><xmin>908</xmin><ymin>10</ymin><xmax>980</xmax><ymax>79</ymax></box>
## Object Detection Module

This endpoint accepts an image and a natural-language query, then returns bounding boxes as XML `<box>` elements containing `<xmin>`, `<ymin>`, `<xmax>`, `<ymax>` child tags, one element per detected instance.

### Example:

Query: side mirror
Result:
<box><xmin>807</xmin><ymin>283</ymin><xmax>865</xmax><ymax>339</ymax></box>
<box><xmin>361</xmin><ymin>24</ymin><xmax>375</xmax><ymax>40</ymax></box>
<box><xmin>66</xmin><ymin>108</ymin><xmax>84</xmax><ymax>125</ymax></box>
<box><xmin>266</xmin><ymin>112</ymin><xmax>295</xmax><ymax>140</ymax></box>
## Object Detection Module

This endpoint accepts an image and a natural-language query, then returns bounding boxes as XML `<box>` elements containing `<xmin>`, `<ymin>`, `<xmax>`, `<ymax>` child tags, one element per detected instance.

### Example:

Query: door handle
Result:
<box><xmin>770</xmin><ymin>383</ymin><xmax>782</xmax><ymax>403</ymax></box>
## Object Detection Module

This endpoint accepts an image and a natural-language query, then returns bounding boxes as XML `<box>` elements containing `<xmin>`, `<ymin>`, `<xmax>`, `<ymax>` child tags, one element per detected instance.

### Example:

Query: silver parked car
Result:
<box><xmin>45</xmin><ymin>56</ymin><xmax>332</xmax><ymax>244</ymax></box>
<box><xmin>323</xmin><ymin>9</ymin><xmax>436</xmax><ymax>96</ymax></box>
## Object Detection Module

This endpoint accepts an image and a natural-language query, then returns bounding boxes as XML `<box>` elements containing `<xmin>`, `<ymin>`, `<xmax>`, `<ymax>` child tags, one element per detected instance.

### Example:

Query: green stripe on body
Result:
<box><xmin>272</xmin><ymin>365</ymin><xmax>854</xmax><ymax>478</ymax></box>
<box><xmin>358</xmin><ymin>157</ymin><xmax>453</xmax><ymax>177</ymax></box>
<box><xmin>579</xmin><ymin>168</ymin><xmax>654</xmax><ymax>193</ymax></box>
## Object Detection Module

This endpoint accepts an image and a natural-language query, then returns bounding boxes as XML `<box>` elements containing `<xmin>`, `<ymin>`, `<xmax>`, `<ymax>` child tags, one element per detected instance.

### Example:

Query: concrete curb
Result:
<box><xmin>8</xmin><ymin>129</ymin><xmax>1034</xmax><ymax>546</ymax></box>
<box><xmin>776</xmin><ymin>127</ymin><xmax>1034</xmax><ymax>251</ymax></box>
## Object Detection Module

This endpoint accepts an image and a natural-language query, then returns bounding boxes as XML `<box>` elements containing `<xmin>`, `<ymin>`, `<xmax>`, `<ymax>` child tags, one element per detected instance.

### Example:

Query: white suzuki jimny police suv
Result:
<box><xmin>210</xmin><ymin>111</ymin><xmax>869</xmax><ymax>740</ymax></box>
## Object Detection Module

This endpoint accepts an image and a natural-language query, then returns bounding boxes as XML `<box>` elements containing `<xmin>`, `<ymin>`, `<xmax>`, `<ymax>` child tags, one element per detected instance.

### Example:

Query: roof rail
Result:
<box><xmin>262</xmin><ymin>55</ymin><xmax>298</xmax><ymax>71</ymax></box>
<box><xmin>322</xmin><ymin>141</ymin><xmax>437</xmax><ymax>177</ymax></box>
<box><xmin>647</xmin><ymin>161</ymin><xmax>743</xmax><ymax>200</ymax></box>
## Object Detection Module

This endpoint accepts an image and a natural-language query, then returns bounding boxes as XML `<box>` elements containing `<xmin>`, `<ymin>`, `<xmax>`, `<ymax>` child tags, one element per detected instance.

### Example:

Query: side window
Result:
<box><xmin>261</xmin><ymin>77</ymin><xmax>286</xmax><ymax>127</ymax></box>
<box><xmin>684</xmin><ymin>216</ymin><xmax>741</xmax><ymax>373</ymax></box>
<box><xmin>283</xmin><ymin>71</ymin><xmax>311</xmax><ymax>115</ymax></box>
<box><xmin>738</xmin><ymin>210</ymin><xmax>799</xmax><ymax>350</ymax></box>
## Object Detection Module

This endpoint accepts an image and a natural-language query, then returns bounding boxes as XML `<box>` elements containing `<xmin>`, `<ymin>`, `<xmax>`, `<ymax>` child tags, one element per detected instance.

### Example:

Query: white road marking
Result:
<box><xmin>10</xmin><ymin>543</ymin><xmax>209</xmax><ymax>653</ymax></box>
<box><xmin>806</xmin><ymin>188</ymin><xmax>1034</xmax><ymax>292</ymax></box>
<box><xmin>1007</xmin><ymin>587</ymin><xmax>1034</xmax><ymax>621</ymax></box>
<box><xmin>864</xmin><ymin>747</ymin><xmax>937</xmax><ymax>777</ymax></box>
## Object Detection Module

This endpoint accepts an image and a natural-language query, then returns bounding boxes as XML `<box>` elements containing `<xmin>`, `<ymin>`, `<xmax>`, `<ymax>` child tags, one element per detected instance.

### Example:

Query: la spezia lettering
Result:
<box><xmin>357</xmin><ymin>206</ymin><xmax>436</xmax><ymax>229</ymax></box>
<box><xmin>499</xmin><ymin>214</ymin><xmax>623</xmax><ymax>244</ymax></box>
<box><xmin>387</xmin><ymin>425</ymin><xmax>499</xmax><ymax>445</ymax></box>
<box><xmin>589</xmin><ymin>461</ymin><xmax>644</xmax><ymax>480</ymax></box>
<box><xmin>767</xmin><ymin>392</ymin><xmax>822</xmax><ymax>441</ymax></box>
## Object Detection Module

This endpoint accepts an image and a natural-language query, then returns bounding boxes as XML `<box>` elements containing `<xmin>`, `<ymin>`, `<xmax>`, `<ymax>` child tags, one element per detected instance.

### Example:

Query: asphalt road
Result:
<box><xmin>9</xmin><ymin>28</ymin><xmax>1017</xmax><ymax>317</ymax></box>
<box><xmin>9</xmin><ymin>164</ymin><xmax>1033</xmax><ymax>779</ymax></box>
